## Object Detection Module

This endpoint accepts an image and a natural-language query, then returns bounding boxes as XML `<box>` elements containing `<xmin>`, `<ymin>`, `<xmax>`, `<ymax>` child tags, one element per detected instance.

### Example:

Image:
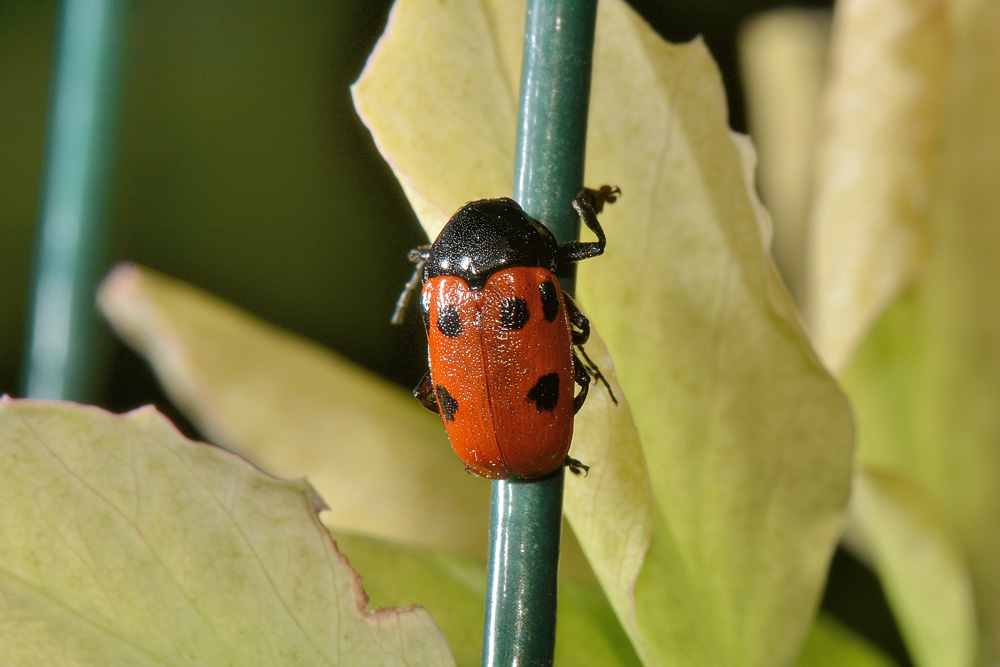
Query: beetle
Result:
<box><xmin>392</xmin><ymin>186</ymin><xmax>618</xmax><ymax>480</ymax></box>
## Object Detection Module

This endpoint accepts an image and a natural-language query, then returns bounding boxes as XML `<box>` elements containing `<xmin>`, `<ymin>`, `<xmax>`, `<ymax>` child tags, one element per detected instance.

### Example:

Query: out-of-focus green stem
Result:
<box><xmin>22</xmin><ymin>0</ymin><xmax>125</xmax><ymax>400</ymax></box>
<box><xmin>481</xmin><ymin>0</ymin><xmax>597</xmax><ymax>665</ymax></box>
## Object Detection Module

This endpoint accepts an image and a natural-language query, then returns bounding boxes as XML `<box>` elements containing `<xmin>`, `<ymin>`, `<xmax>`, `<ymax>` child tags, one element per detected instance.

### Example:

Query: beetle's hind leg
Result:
<box><xmin>565</xmin><ymin>292</ymin><xmax>591</xmax><ymax>347</ymax></box>
<box><xmin>576</xmin><ymin>344</ymin><xmax>617</xmax><ymax>406</ymax></box>
<box><xmin>572</xmin><ymin>350</ymin><xmax>592</xmax><ymax>413</ymax></box>
<box><xmin>565</xmin><ymin>293</ymin><xmax>617</xmax><ymax>405</ymax></box>
<box><xmin>391</xmin><ymin>244</ymin><xmax>431</xmax><ymax>325</ymax></box>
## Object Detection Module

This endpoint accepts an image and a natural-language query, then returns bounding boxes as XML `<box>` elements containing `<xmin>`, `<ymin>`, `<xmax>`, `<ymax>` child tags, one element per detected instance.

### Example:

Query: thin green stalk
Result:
<box><xmin>22</xmin><ymin>0</ymin><xmax>125</xmax><ymax>400</ymax></box>
<box><xmin>481</xmin><ymin>1</ymin><xmax>598</xmax><ymax>665</ymax></box>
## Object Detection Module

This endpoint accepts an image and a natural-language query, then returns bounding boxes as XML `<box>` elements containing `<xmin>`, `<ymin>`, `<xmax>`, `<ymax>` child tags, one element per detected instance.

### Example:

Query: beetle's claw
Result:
<box><xmin>579</xmin><ymin>185</ymin><xmax>621</xmax><ymax>213</ymax></box>
<box><xmin>565</xmin><ymin>456</ymin><xmax>590</xmax><ymax>477</ymax></box>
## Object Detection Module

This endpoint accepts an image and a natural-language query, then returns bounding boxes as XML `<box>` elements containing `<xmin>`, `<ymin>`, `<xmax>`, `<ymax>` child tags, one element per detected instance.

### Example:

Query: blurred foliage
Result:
<box><xmin>0</xmin><ymin>400</ymin><xmax>456</xmax><ymax>665</ymax></box>
<box><xmin>744</xmin><ymin>0</ymin><xmax>1000</xmax><ymax>663</ymax></box>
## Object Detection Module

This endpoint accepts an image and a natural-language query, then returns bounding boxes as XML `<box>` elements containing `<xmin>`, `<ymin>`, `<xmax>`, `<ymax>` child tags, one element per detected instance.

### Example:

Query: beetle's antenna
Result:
<box><xmin>391</xmin><ymin>246</ymin><xmax>430</xmax><ymax>325</ymax></box>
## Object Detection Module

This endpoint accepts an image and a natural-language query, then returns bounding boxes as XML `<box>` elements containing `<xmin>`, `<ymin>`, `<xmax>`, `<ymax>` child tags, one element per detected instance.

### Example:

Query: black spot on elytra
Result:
<box><xmin>437</xmin><ymin>305</ymin><xmax>462</xmax><ymax>338</ymax></box>
<box><xmin>527</xmin><ymin>373</ymin><xmax>560</xmax><ymax>412</ymax></box>
<box><xmin>539</xmin><ymin>281</ymin><xmax>559</xmax><ymax>322</ymax></box>
<box><xmin>500</xmin><ymin>297</ymin><xmax>529</xmax><ymax>330</ymax></box>
<box><xmin>436</xmin><ymin>385</ymin><xmax>458</xmax><ymax>421</ymax></box>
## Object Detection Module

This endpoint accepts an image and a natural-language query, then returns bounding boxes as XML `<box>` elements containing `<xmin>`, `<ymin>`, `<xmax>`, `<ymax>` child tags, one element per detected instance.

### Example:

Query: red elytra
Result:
<box><xmin>421</xmin><ymin>268</ymin><xmax>576</xmax><ymax>479</ymax></box>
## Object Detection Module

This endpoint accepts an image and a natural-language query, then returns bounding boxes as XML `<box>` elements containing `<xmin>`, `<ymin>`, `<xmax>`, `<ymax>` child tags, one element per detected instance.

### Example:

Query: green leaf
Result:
<box><xmin>333</xmin><ymin>532</ymin><xmax>641</xmax><ymax>667</ymax></box>
<box><xmin>847</xmin><ymin>467</ymin><xmax>976</xmax><ymax>667</ymax></box>
<box><xmin>796</xmin><ymin>615</ymin><xmax>898</xmax><ymax>667</ymax></box>
<box><xmin>98</xmin><ymin>263</ymin><xmax>490</xmax><ymax>556</ymax></box>
<box><xmin>0</xmin><ymin>399</ymin><xmax>452</xmax><ymax>665</ymax></box>
<box><xmin>353</xmin><ymin>0</ymin><xmax>855</xmax><ymax>664</ymax></box>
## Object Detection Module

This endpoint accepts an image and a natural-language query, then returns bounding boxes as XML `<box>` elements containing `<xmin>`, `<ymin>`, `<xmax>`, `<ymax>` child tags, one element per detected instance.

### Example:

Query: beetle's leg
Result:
<box><xmin>391</xmin><ymin>245</ymin><xmax>431</xmax><ymax>325</ymax></box>
<box><xmin>565</xmin><ymin>456</ymin><xmax>590</xmax><ymax>476</ymax></box>
<box><xmin>564</xmin><ymin>292</ymin><xmax>591</xmax><ymax>346</ymax></box>
<box><xmin>577</xmin><ymin>344</ymin><xmax>617</xmax><ymax>405</ymax></box>
<box><xmin>557</xmin><ymin>185</ymin><xmax>619</xmax><ymax>266</ymax></box>
<box><xmin>413</xmin><ymin>372</ymin><xmax>439</xmax><ymax>413</ymax></box>
<box><xmin>583</xmin><ymin>184</ymin><xmax>620</xmax><ymax>213</ymax></box>
<box><xmin>572</xmin><ymin>350</ymin><xmax>591</xmax><ymax>413</ymax></box>
<box><xmin>566</xmin><ymin>293</ymin><xmax>618</xmax><ymax>405</ymax></box>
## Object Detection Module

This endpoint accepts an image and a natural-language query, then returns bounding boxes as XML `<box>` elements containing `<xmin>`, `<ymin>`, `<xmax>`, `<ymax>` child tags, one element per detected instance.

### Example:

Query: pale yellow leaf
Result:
<box><xmin>352</xmin><ymin>0</ymin><xmax>525</xmax><ymax>240</ymax></box>
<box><xmin>581</xmin><ymin>8</ymin><xmax>853</xmax><ymax>663</ymax></box>
<box><xmin>807</xmin><ymin>0</ymin><xmax>947</xmax><ymax>373</ymax></box>
<box><xmin>0</xmin><ymin>399</ymin><xmax>452</xmax><ymax>666</ymax></box>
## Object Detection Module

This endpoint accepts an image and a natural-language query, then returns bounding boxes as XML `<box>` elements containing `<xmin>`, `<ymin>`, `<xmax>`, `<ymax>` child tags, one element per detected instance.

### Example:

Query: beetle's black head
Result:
<box><xmin>424</xmin><ymin>198</ymin><xmax>558</xmax><ymax>290</ymax></box>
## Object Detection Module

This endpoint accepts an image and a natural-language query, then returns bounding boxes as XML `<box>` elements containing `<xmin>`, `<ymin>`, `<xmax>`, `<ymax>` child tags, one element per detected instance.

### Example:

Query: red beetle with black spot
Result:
<box><xmin>393</xmin><ymin>187</ymin><xmax>618</xmax><ymax>480</ymax></box>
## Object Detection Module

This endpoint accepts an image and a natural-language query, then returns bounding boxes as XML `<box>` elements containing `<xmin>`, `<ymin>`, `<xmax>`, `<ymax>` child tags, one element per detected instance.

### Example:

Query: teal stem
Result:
<box><xmin>481</xmin><ymin>0</ymin><xmax>597</xmax><ymax>665</ymax></box>
<box><xmin>22</xmin><ymin>0</ymin><xmax>125</xmax><ymax>400</ymax></box>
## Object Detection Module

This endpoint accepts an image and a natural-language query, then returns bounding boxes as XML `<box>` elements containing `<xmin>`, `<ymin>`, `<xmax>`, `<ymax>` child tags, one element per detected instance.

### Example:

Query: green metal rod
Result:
<box><xmin>22</xmin><ymin>0</ymin><xmax>125</xmax><ymax>400</ymax></box>
<box><xmin>481</xmin><ymin>0</ymin><xmax>598</xmax><ymax>665</ymax></box>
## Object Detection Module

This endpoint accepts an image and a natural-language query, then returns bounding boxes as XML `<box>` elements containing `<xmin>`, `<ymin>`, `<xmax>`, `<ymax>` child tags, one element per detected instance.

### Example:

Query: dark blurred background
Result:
<box><xmin>3</xmin><ymin>1</ymin><xmax>912</xmax><ymax>664</ymax></box>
